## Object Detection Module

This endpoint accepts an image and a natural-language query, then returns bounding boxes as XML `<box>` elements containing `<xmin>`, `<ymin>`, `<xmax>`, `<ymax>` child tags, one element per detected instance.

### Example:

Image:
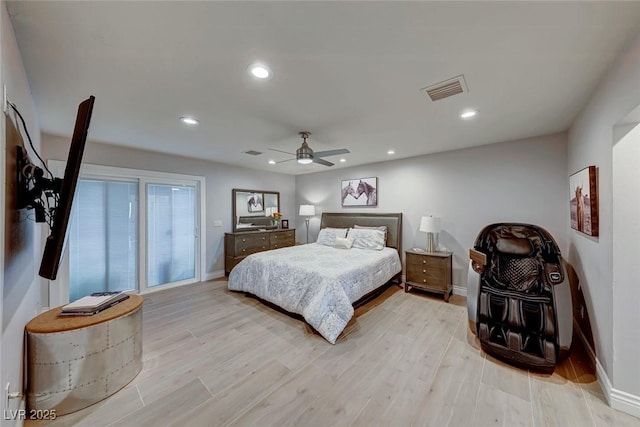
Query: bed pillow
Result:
<box><xmin>347</xmin><ymin>228</ymin><xmax>386</xmax><ymax>250</ymax></box>
<box><xmin>333</xmin><ymin>237</ymin><xmax>354</xmax><ymax>249</ymax></box>
<box><xmin>353</xmin><ymin>224</ymin><xmax>387</xmax><ymax>232</ymax></box>
<box><xmin>353</xmin><ymin>224</ymin><xmax>388</xmax><ymax>244</ymax></box>
<box><xmin>316</xmin><ymin>227</ymin><xmax>348</xmax><ymax>246</ymax></box>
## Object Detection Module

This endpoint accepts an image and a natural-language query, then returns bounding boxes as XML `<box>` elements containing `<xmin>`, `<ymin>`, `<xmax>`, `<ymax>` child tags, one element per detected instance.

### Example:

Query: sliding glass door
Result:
<box><xmin>60</xmin><ymin>163</ymin><xmax>204</xmax><ymax>304</ymax></box>
<box><xmin>146</xmin><ymin>183</ymin><xmax>197</xmax><ymax>287</ymax></box>
<box><xmin>68</xmin><ymin>179</ymin><xmax>138</xmax><ymax>301</ymax></box>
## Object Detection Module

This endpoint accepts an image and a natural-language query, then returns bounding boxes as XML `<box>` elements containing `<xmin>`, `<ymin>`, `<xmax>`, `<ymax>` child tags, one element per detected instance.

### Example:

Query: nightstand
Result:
<box><xmin>405</xmin><ymin>250</ymin><xmax>453</xmax><ymax>302</ymax></box>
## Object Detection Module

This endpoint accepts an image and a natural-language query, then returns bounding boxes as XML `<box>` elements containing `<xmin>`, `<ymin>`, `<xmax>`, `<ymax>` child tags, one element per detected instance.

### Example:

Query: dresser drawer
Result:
<box><xmin>225</xmin><ymin>256</ymin><xmax>246</xmax><ymax>273</ymax></box>
<box><xmin>270</xmin><ymin>230</ymin><xmax>295</xmax><ymax>249</ymax></box>
<box><xmin>234</xmin><ymin>234</ymin><xmax>269</xmax><ymax>255</ymax></box>
<box><xmin>225</xmin><ymin>229</ymin><xmax>296</xmax><ymax>275</ymax></box>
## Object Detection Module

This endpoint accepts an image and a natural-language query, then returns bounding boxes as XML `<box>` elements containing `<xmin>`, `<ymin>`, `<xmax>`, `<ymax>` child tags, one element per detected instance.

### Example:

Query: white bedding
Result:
<box><xmin>227</xmin><ymin>243</ymin><xmax>402</xmax><ymax>344</ymax></box>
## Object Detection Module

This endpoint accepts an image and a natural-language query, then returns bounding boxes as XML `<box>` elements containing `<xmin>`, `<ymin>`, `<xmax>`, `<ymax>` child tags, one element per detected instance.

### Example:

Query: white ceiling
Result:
<box><xmin>7</xmin><ymin>1</ymin><xmax>640</xmax><ymax>175</ymax></box>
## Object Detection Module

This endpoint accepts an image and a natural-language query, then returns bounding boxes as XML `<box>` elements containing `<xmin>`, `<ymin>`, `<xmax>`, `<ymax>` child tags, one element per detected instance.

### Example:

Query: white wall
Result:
<box><xmin>568</xmin><ymin>29</ymin><xmax>640</xmax><ymax>415</ymax></box>
<box><xmin>612</xmin><ymin>123</ymin><xmax>640</xmax><ymax>405</ymax></box>
<box><xmin>42</xmin><ymin>135</ymin><xmax>296</xmax><ymax>280</ymax></box>
<box><xmin>1</xmin><ymin>1</ymin><xmax>43</xmax><ymax>423</ymax></box>
<box><xmin>295</xmin><ymin>132</ymin><xmax>568</xmax><ymax>291</ymax></box>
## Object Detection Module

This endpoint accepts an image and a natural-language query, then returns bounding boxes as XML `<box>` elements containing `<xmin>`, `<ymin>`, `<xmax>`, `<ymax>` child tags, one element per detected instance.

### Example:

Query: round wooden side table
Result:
<box><xmin>25</xmin><ymin>294</ymin><xmax>143</xmax><ymax>415</ymax></box>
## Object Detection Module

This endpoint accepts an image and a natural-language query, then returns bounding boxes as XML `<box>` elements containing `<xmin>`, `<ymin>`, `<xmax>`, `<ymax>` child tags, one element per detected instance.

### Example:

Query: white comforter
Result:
<box><xmin>228</xmin><ymin>243</ymin><xmax>402</xmax><ymax>344</ymax></box>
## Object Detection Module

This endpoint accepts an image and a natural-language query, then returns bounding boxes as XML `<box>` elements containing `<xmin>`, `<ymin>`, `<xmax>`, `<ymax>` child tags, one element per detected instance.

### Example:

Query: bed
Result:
<box><xmin>228</xmin><ymin>212</ymin><xmax>402</xmax><ymax>343</ymax></box>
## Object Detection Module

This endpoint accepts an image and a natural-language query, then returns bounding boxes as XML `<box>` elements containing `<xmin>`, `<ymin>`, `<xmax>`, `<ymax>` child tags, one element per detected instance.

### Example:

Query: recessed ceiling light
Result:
<box><xmin>268</xmin><ymin>160</ymin><xmax>276</xmax><ymax>165</ymax></box>
<box><xmin>249</xmin><ymin>63</ymin><xmax>271</xmax><ymax>79</ymax></box>
<box><xmin>180</xmin><ymin>116</ymin><xmax>199</xmax><ymax>125</ymax></box>
<box><xmin>340</xmin><ymin>158</ymin><xmax>346</xmax><ymax>163</ymax></box>
<box><xmin>387</xmin><ymin>150</ymin><xmax>395</xmax><ymax>155</ymax></box>
<box><xmin>460</xmin><ymin>110</ymin><xmax>478</xmax><ymax>119</ymax></box>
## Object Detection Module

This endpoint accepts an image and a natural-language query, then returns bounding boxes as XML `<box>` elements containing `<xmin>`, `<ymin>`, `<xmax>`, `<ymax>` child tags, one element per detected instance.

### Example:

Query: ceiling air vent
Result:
<box><xmin>244</xmin><ymin>150</ymin><xmax>263</xmax><ymax>156</ymax></box>
<box><xmin>421</xmin><ymin>75</ymin><xmax>468</xmax><ymax>102</ymax></box>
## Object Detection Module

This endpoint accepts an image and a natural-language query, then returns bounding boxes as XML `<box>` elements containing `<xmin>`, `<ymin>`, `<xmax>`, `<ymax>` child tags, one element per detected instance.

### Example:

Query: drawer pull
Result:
<box><xmin>423</xmin><ymin>279</ymin><xmax>427</xmax><ymax>283</ymax></box>
<box><xmin>422</xmin><ymin>260</ymin><xmax>426</xmax><ymax>264</ymax></box>
<box><xmin>242</xmin><ymin>239</ymin><xmax>246</xmax><ymax>242</ymax></box>
<box><xmin>242</xmin><ymin>249</ymin><xmax>246</xmax><ymax>253</ymax></box>
<box><xmin>262</xmin><ymin>246</ymin><xmax>266</xmax><ymax>249</ymax></box>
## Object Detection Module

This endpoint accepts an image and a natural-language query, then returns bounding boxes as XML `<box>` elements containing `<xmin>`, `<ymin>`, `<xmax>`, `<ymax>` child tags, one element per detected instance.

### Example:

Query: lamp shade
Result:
<box><xmin>299</xmin><ymin>205</ymin><xmax>316</xmax><ymax>216</ymax></box>
<box><xmin>419</xmin><ymin>216</ymin><xmax>441</xmax><ymax>233</ymax></box>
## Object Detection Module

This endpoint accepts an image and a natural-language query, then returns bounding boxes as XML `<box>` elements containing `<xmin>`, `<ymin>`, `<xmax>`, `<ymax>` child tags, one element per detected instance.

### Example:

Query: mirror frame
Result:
<box><xmin>232</xmin><ymin>188</ymin><xmax>280</xmax><ymax>233</ymax></box>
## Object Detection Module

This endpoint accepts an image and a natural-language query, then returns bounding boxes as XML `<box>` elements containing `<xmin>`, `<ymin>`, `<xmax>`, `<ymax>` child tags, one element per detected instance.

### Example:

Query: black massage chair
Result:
<box><xmin>467</xmin><ymin>223</ymin><xmax>572</xmax><ymax>372</ymax></box>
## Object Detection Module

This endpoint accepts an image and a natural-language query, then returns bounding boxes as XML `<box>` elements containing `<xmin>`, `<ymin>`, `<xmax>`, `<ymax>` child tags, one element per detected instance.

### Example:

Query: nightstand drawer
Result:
<box><xmin>406</xmin><ymin>264</ymin><xmax>445</xmax><ymax>283</ymax></box>
<box><xmin>406</xmin><ymin>253</ymin><xmax>447</xmax><ymax>269</ymax></box>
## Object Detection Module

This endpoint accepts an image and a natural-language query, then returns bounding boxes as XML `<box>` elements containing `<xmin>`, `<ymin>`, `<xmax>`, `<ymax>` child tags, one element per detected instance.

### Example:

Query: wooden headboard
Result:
<box><xmin>320</xmin><ymin>212</ymin><xmax>402</xmax><ymax>256</ymax></box>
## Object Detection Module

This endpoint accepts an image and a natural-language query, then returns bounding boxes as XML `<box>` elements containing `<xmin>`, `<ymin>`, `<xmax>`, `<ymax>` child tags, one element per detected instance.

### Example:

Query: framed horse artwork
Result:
<box><xmin>341</xmin><ymin>177</ymin><xmax>378</xmax><ymax>207</ymax></box>
<box><xmin>570</xmin><ymin>166</ymin><xmax>598</xmax><ymax>236</ymax></box>
<box><xmin>247</xmin><ymin>193</ymin><xmax>264</xmax><ymax>213</ymax></box>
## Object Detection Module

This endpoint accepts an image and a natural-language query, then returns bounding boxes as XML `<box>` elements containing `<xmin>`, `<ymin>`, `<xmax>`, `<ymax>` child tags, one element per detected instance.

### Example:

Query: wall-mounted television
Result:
<box><xmin>39</xmin><ymin>96</ymin><xmax>95</xmax><ymax>279</ymax></box>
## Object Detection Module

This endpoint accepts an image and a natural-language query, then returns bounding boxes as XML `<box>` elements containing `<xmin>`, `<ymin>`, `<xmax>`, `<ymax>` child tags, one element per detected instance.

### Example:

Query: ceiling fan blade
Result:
<box><xmin>268</xmin><ymin>148</ymin><xmax>296</xmax><ymax>155</ymax></box>
<box><xmin>312</xmin><ymin>157</ymin><xmax>334</xmax><ymax>167</ymax></box>
<box><xmin>313</xmin><ymin>148</ymin><xmax>350</xmax><ymax>158</ymax></box>
<box><xmin>276</xmin><ymin>158</ymin><xmax>295</xmax><ymax>164</ymax></box>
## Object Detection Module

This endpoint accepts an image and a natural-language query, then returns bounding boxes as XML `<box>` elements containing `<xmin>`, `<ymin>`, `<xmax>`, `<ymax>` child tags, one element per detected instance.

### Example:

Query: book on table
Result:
<box><xmin>60</xmin><ymin>292</ymin><xmax>130</xmax><ymax>316</ymax></box>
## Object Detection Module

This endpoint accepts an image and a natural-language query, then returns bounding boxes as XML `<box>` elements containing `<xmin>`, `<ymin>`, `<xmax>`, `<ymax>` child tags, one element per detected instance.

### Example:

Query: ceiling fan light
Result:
<box><xmin>297</xmin><ymin>157</ymin><xmax>313</xmax><ymax>164</ymax></box>
<box><xmin>296</xmin><ymin>138</ymin><xmax>314</xmax><ymax>164</ymax></box>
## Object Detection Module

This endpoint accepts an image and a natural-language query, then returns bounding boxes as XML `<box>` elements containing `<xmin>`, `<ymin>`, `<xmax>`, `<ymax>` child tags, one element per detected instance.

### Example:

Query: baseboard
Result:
<box><xmin>596</xmin><ymin>359</ymin><xmax>640</xmax><ymax>418</ymax></box>
<box><xmin>584</xmin><ymin>325</ymin><xmax>640</xmax><ymax>419</ymax></box>
<box><xmin>598</xmin><ymin>358</ymin><xmax>640</xmax><ymax>419</ymax></box>
<box><xmin>399</xmin><ymin>275</ymin><xmax>466</xmax><ymax>297</ymax></box>
<box><xmin>573</xmin><ymin>319</ymin><xmax>597</xmax><ymax>367</ymax></box>
<box><xmin>610</xmin><ymin>385</ymin><xmax>640</xmax><ymax>419</ymax></box>
<box><xmin>596</xmin><ymin>358</ymin><xmax>613</xmax><ymax>406</ymax></box>
<box><xmin>204</xmin><ymin>270</ymin><xmax>225</xmax><ymax>281</ymax></box>
<box><xmin>452</xmin><ymin>285</ymin><xmax>467</xmax><ymax>297</ymax></box>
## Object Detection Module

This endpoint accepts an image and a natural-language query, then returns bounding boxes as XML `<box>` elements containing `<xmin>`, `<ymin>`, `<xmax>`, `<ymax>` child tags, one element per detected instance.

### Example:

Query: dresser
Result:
<box><xmin>405</xmin><ymin>250</ymin><xmax>453</xmax><ymax>302</ymax></box>
<box><xmin>225</xmin><ymin>229</ymin><xmax>296</xmax><ymax>275</ymax></box>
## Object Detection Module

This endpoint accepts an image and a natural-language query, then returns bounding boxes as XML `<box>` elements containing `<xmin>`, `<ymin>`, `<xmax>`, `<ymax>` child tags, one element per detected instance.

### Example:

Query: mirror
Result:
<box><xmin>232</xmin><ymin>188</ymin><xmax>280</xmax><ymax>232</ymax></box>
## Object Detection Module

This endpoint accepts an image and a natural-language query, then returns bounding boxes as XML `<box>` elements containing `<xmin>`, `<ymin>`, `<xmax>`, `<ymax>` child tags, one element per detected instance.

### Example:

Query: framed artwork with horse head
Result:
<box><xmin>247</xmin><ymin>193</ymin><xmax>264</xmax><ymax>213</ymax></box>
<box><xmin>341</xmin><ymin>177</ymin><xmax>378</xmax><ymax>207</ymax></box>
<box><xmin>570</xmin><ymin>166</ymin><xmax>598</xmax><ymax>236</ymax></box>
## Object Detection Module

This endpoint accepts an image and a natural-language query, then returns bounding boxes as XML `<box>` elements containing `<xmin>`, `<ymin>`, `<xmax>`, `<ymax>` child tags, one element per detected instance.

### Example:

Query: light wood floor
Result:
<box><xmin>27</xmin><ymin>279</ymin><xmax>640</xmax><ymax>427</ymax></box>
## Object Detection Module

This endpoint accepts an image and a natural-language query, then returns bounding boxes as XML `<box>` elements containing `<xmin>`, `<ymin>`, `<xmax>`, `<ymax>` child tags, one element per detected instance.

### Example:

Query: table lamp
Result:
<box><xmin>420</xmin><ymin>216</ymin><xmax>441</xmax><ymax>253</ymax></box>
<box><xmin>299</xmin><ymin>204</ymin><xmax>316</xmax><ymax>243</ymax></box>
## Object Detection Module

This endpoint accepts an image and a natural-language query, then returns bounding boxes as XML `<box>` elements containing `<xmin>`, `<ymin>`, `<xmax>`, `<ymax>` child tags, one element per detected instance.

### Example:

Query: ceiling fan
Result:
<box><xmin>269</xmin><ymin>131</ymin><xmax>350</xmax><ymax>167</ymax></box>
